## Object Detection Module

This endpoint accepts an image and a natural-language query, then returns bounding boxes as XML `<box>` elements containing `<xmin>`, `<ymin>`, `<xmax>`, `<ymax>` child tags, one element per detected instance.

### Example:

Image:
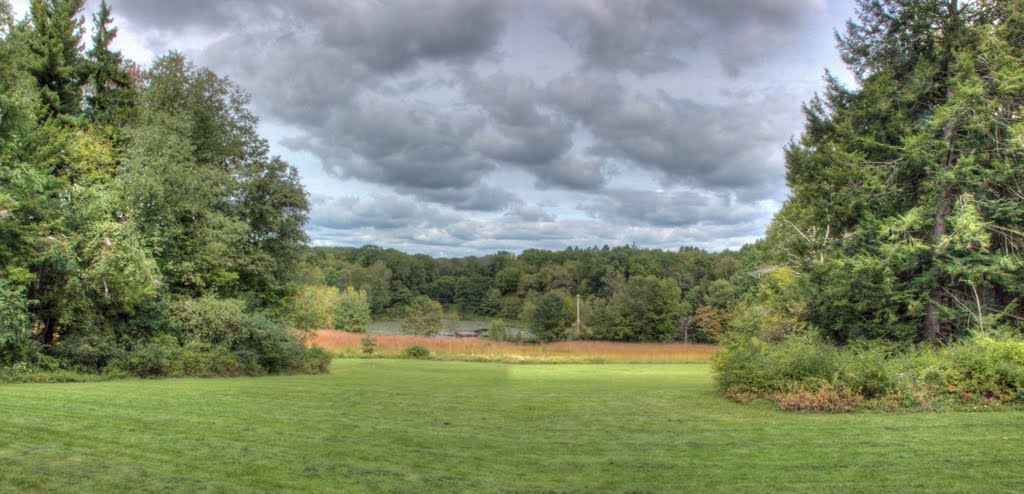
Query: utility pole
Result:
<box><xmin>576</xmin><ymin>294</ymin><xmax>581</xmax><ymax>337</ymax></box>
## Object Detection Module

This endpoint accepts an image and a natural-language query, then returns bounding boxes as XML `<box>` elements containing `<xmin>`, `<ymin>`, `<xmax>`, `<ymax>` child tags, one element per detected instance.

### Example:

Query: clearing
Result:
<box><xmin>1</xmin><ymin>360</ymin><xmax>1022</xmax><ymax>492</ymax></box>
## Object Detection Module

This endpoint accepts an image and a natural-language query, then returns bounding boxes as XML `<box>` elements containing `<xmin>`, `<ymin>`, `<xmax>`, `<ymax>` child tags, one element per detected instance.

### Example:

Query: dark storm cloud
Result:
<box><xmin>584</xmin><ymin>189</ymin><xmax>773</xmax><ymax>228</ymax></box>
<box><xmin>308</xmin><ymin>195</ymin><xmax>460</xmax><ymax>230</ymax></box>
<box><xmin>547</xmin><ymin>0</ymin><xmax>823</xmax><ymax>76</ymax></box>
<box><xmin>99</xmin><ymin>0</ymin><xmax>831</xmax><ymax>253</ymax></box>
<box><xmin>547</xmin><ymin>72</ymin><xmax>799</xmax><ymax>200</ymax></box>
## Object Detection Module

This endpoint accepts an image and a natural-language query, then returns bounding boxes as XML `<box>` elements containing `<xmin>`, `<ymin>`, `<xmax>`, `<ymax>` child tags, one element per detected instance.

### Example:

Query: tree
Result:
<box><xmin>86</xmin><ymin>0</ymin><xmax>134</xmax><ymax>123</ymax></box>
<box><xmin>28</xmin><ymin>0</ymin><xmax>88</xmax><ymax>119</ymax></box>
<box><xmin>401</xmin><ymin>296</ymin><xmax>443</xmax><ymax>336</ymax></box>
<box><xmin>290</xmin><ymin>285</ymin><xmax>340</xmax><ymax>334</ymax></box>
<box><xmin>530</xmin><ymin>290</ymin><xmax>574</xmax><ymax>342</ymax></box>
<box><xmin>766</xmin><ymin>0</ymin><xmax>1024</xmax><ymax>343</ymax></box>
<box><xmin>335</xmin><ymin>286</ymin><xmax>371</xmax><ymax>333</ymax></box>
<box><xmin>605</xmin><ymin>276</ymin><xmax>684</xmax><ymax>342</ymax></box>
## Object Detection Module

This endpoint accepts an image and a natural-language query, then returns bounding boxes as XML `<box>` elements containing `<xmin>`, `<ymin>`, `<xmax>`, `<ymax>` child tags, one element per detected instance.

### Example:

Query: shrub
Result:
<box><xmin>113</xmin><ymin>334</ymin><xmax>182</xmax><ymax>378</ymax></box>
<box><xmin>530</xmin><ymin>290</ymin><xmax>574</xmax><ymax>342</ymax></box>
<box><xmin>716</xmin><ymin>334</ymin><xmax>1024</xmax><ymax>411</ymax></box>
<box><xmin>401</xmin><ymin>296</ymin><xmax>443</xmax><ymax>336</ymax></box>
<box><xmin>488</xmin><ymin>319</ymin><xmax>508</xmax><ymax>341</ymax></box>
<box><xmin>289</xmin><ymin>285</ymin><xmax>341</xmax><ymax>335</ymax></box>
<box><xmin>53</xmin><ymin>335</ymin><xmax>125</xmax><ymax>372</ymax></box>
<box><xmin>335</xmin><ymin>286</ymin><xmax>371</xmax><ymax>333</ymax></box>
<box><xmin>173</xmin><ymin>297</ymin><xmax>250</xmax><ymax>347</ymax></box>
<box><xmin>773</xmin><ymin>382</ymin><xmax>864</xmax><ymax>413</ymax></box>
<box><xmin>0</xmin><ymin>281</ymin><xmax>37</xmax><ymax>366</ymax></box>
<box><xmin>713</xmin><ymin>334</ymin><xmax>836</xmax><ymax>394</ymax></box>
<box><xmin>401</xmin><ymin>345</ymin><xmax>431</xmax><ymax>359</ymax></box>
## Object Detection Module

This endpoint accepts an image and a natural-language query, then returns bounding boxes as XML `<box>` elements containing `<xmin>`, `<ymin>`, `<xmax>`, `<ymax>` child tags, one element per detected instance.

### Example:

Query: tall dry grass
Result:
<box><xmin>312</xmin><ymin>330</ymin><xmax>717</xmax><ymax>363</ymax></box>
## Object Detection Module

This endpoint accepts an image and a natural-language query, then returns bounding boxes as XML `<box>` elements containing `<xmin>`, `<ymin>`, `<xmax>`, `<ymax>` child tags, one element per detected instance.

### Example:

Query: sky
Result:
<box><xmin>12</xmin><ymin>0</ymin><xmax>858</xmax><ymax>257</ymax></box>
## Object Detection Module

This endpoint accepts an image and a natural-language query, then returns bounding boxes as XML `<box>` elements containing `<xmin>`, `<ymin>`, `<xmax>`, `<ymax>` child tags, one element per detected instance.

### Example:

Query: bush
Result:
<box><xmin>715</xmin><ymin>334</ymin><xmax>1024</xmax><ymax>411</ymax></box>
<box><xmin>401</xmin><ymin>345</ymin><xmax>431</xmax><ymax>359</ymax></box>
<box><xmin>289</xmin><ymin>285</ymin><xmax>341</xmax><ymax>335</ymax></box>
<box><xmin>113</xmin><ymin>334</ymin><xmax>183</xmax><ymax>378</ymax></box>
<box><xmin>488</xmin><ymin>319</ymin><xmax>508</xmax><ymax>341</ymax></box>
<box><xmin>713</xmin><ymin>334</ymin><xmax>837</xmax><ymax>394</ymax></box>
<box><xmin>53</xmin><ymin>335</ymin><xmax>126</xmax><ymax>372</ymax></box>
<box><xmin>335</xmin><ymin>286</ymin><xmax>371</xmax><ymax>333</ymax></box>
<box><xmin>0</xmin><ymin>281</ymin><xmax>37</xmax><ymax>366</ymax></box>
<box><xmin>401</xmin><ymin>296</ymin><xmax>443</xmax><ymax>336</ymax></box>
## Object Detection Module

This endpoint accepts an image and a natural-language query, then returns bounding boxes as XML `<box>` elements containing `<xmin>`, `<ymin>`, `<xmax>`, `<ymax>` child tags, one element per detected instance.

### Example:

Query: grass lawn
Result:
<box><xmin>1</xmin><ymin>360</ymin><xmax>1023</xmax><ymax>492</ymax></box>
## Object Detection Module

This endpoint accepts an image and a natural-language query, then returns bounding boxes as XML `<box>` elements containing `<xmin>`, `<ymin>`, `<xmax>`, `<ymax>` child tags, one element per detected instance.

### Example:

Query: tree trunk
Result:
<box><xmin>41</xmin><ymin>319</ymin><xmax>56</xmax><ymax>346</ymax></box>
<box><xmin>923</xmin><ymin>185</ymin><xmax>953</xmax><ymax>343</ymax></box>
<box><xmin>922</xmin><ymin>97</ymin><xmax>958</xmax><ymax>343</ymax></box>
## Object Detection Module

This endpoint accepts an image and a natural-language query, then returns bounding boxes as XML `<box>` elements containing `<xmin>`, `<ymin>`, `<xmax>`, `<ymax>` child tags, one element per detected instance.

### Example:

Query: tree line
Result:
<box><xmin>296</xmin><ymin>245</ymin><xmax>749</xmax><ymax>342</ymax></box>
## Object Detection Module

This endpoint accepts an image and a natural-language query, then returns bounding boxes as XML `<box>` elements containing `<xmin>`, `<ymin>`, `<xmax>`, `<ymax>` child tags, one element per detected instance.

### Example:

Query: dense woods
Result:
<box><xmin>0</xmin><ymin>0</ymin><xmax>326</xmax><ymax>379</ymax></box>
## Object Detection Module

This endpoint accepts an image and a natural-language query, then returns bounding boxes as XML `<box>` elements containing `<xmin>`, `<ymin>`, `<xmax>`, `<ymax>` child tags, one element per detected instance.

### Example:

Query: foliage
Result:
<box><xmin>401</xmin><ymin>296</ymin><xmax>443</xmax><ymax>336</ymax></box>
<box><xmin>488</xmin><ymin>319</ymin><xmax>508</xmax><ymax>341</ymax></box>
<box><xmin>335</xmin><ymin>286</ymin><xmax>371</xmax><ymax>333</ymax></box>
<box><xmin>0</xmin><ymin>0</ymin><xmax>316</xmax><ymax>378</ymax></box>
<box><xmin>715</xmin><ymin>334</ymin><xmax>1024</xmax><ymax>411</ymax></box>
<box><xmin>400</xmin><ymin>345</ymin><xmax>430</xmax><ymax>359</ymax></box>
<box><xmin>529</xmin><ymin>290</ymin><xmax>574</xmax><ymax>342</ymax></box>
<box><xmin>289</xmin><ymin>285</ymin><xmax>340</xmax><ymax>333</ymax></box>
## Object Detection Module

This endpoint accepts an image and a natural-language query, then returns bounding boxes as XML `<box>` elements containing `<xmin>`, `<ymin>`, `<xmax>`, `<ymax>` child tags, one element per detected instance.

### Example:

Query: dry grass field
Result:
<box><xmin>312</xmin><ymin>330</ymin><xmax>718</xmax><ymax>363</ymax></box>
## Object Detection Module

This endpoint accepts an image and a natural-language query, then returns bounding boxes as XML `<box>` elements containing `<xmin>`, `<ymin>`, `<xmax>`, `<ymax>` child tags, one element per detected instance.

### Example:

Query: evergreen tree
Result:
<box><xmin>28</xmin><ymin>0</ymin><xmax>87</xmax><ymax>119</ymax></box>
<box><xmin>86</xmin><ymin>0</ymin><xmax>134</xmax><ymax>124</ymax></box>
<box><xmin>769</xmin><ymin>0</ymin><xmax>1024</xmax><ymax>342</ymax></box>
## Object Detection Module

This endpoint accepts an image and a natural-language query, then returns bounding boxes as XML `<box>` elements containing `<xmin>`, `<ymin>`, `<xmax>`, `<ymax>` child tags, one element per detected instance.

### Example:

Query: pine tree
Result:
<box><xmin>28</xmin><ymin>0</ymin><xmax>88</xmax><ymax>119</ymax></box>
<box><xmin>86</xmin><ymin>0</ymin><xmax>133</xmax><ymax>124</ymax></box>
<box><xmin>770</xmin><ymin>0</ymin><xmax>1024</xmax><ymax>342</ymax></box>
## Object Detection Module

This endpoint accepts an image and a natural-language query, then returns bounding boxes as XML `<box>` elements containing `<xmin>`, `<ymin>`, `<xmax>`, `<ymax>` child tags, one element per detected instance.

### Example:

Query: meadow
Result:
<box><xmin>313</xmin><ymin>329</ymin><xmax>718</xmax><ymax>363</ymax></box>
<box><xmin>2</xmin><ymin>360</ymin><xmax>1023</xmax><ymax>492</ymax></box>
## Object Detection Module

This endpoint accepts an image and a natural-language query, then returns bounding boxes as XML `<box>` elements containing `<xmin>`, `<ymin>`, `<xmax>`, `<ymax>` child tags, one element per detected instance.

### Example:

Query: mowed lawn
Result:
<box><xmin>1</xmin><ymin>361</ymin><xmax>1023</xmax><ymax>493</ymax></box>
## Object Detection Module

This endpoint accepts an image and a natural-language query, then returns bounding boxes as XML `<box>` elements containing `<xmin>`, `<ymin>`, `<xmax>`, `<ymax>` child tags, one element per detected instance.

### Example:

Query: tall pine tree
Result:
<box><xmin>769</xmin><ymin>0</ymin><xmax>1024</xmax><ymax>342</ymax></box>
<box><xmin>27</xmin><ymin>0</ymin><xmax>87</xmax><ymax>119</ymax></box>
<box><xmin>86</xmin><ymin>0</ymin><xmax>133</xmax><ymax>124</ymax></box>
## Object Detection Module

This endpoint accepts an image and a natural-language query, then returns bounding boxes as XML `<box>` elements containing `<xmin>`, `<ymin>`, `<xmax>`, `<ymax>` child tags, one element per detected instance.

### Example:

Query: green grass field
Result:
<box><xmin>2</xmin><ymin>360</ymin><xmax>1023</xmax><ymax>492</ymax></box>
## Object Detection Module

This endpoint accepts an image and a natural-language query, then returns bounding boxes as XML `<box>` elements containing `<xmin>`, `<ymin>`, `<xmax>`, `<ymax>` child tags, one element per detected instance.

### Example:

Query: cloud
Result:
<box><xmin>583</xmin><ymin>188</ymin><xmax>776</xmax><ymax>228</ymax></box>
<box><xmin>96</xmin><ymin>0</ymin><xmax>839</xmax><ymax>255</ymax></box>
<box><xmin>308</xmin><ymin>194</ymin><xmax>460</xmax><ymax>231</ymax></box>
<box><xmin>547</xmin><ymin>72</ymin><xmax>800</xmax><ymax>200</ymax></box>
<box><xmin>546</xmin><ymin>0</ymin><xmax>825</xmax><ymax>76</ymax></box>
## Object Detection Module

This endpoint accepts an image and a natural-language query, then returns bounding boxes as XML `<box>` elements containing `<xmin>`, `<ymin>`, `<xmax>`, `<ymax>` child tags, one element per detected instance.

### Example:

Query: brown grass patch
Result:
<box><xmin>772</xmin><ymin>382</ymin><xmax>865</xmax><ymax>413</ymax></box>
<box><xmin>311</xmin><ymin>330</ymin><xmax>718</xmax><ymax>363</ymax></box>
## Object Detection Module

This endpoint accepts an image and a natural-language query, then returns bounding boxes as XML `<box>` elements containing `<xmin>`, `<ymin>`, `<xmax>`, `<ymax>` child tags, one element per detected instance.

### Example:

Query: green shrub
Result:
<box><xmin>401</xmin><ymin>296</ymin><xmax>443</xmax><ymax>336</ymax></box>
<box><xmin>713</xmin><ymin>334</ymin><xmax>836</xmax><ymax>393</ymax></box>
<box><xmin>488</xmin><ymin>319</ymin><xmax>508</xmax><ymax>341</ymax></box>
<box><xmin>0</xmin><ymin>281</ymin><xmax>37</xmax><ymax>366</ymax></box>
<box><xmin>335</xmin><ymin>287</ymin><xmax>371</xmax><ymax>333</ymax></box>
<box><xmin>401</xmin><ymin>345</ymin><xmax>431</xmax><ymax>359</ymax></box>
<box><xmin>715</xmin><ymin>334</ymin><xmax>1024</xmax><ymax>411</ymax></box>
<box><xmin>114</xmin><ymin>334</ymin><xmax>183</xmax><ymax>377</ymax></box>
<box><xmin>53</xmin><ymin>335</ymin><xmax>126</xmax><ymax>372</ymax></box>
